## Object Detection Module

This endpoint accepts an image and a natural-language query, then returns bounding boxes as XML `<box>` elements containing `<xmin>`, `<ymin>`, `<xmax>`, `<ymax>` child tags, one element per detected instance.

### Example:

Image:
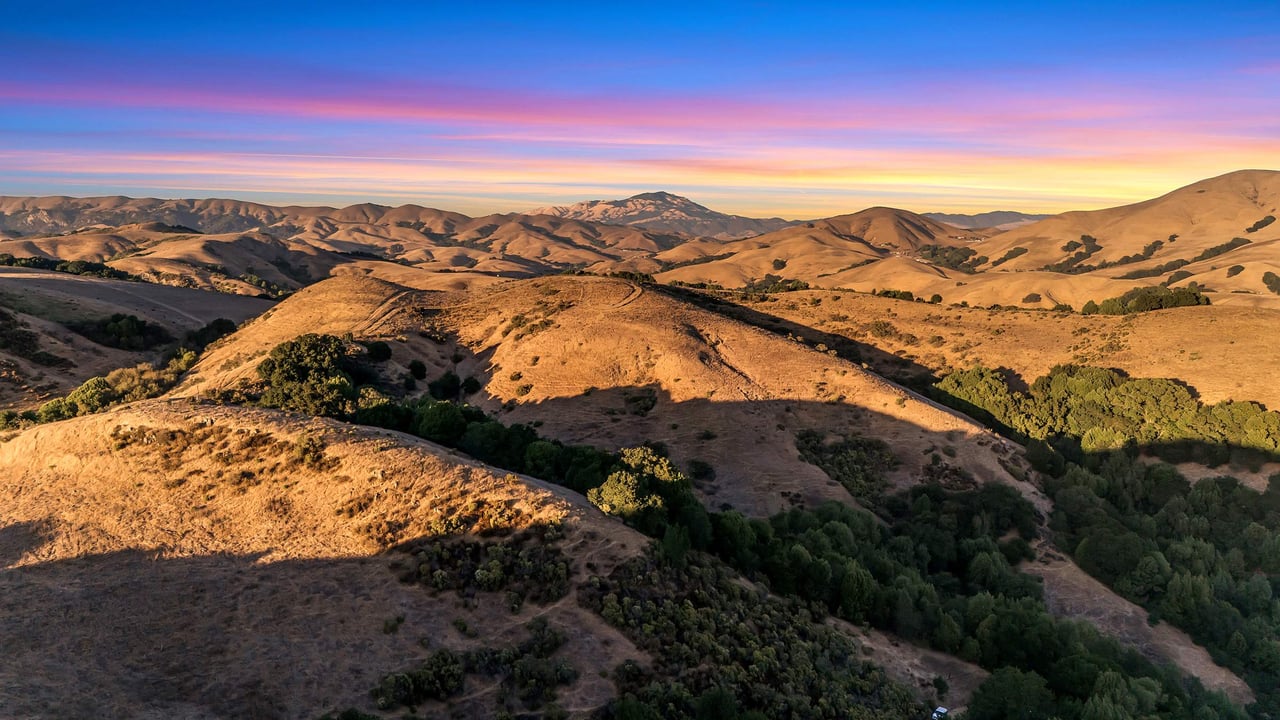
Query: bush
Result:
<box><xmin>256</xmin><ymin>334</ymin><xmax>356</xmax><ymax>416</ymax></box>
<box><xmin>407</xmin><ymin>359</ymin><xmax>427</xmax><ymax>379</ymax></box>
<box><xmin>362</xmin><ymin>340</ymin><xmax>392</xmax><ymax>362</ymax></box>
<box><xmin>69</xmin><ymin>314</ymin><xmax>174</xmax><ymax>350</ymax></box>
<box><xmin>428</xmin><ymin>371</ymin><xmax>461</xmax><ymax>400</ymax></box>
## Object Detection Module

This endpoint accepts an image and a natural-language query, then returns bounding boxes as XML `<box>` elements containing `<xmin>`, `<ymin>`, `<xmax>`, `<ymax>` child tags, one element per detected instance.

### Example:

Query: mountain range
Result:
<box><xmin>3</xmin><ymin>170</ymin><xmax>1280</xmax><ymax>718</ymax></box>
<box><xmin>1</xmin><ymin>170</ymin><xmax>1278</xmax><ymax>310</ymax></box>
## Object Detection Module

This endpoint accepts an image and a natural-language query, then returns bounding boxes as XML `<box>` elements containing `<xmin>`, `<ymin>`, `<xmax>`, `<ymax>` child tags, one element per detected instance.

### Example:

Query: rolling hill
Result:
<box><xmin>5</xmin><ymin>172</ymin><xmax>1280</xmax><ymax>717</ymax></box>
<box><xmin>970</xmin><ymin>170</ymin><xmax>1280</xmax><ymax>299</ymax></box>
<box><xmin>529</xmin><ymin>191</ymin><xmax>793</xmax><ymax>240</ymax></box>
<box><xmin>171</xmin><ymin>274</ymin><xmax>1254</xmax><ymax>706</ymax></box>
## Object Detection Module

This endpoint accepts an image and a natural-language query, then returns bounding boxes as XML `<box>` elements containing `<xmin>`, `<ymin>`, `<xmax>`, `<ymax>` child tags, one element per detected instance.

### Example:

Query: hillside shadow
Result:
<box><xmin>654</xmin><ymin>284</ymin><xmax>940</xmax><ymax>390</ymax></box>
<box><xmin>498</xmin><ymin>383</ymin><xmax>1029</xmax><ymax>517</ymax></box>
<box><xmin>0</xmin><ymin>520</ymin><xmax>52</xmax><ymax>568</ymax></box>
<box><xmin>0</xmin><ymin>526</ymin><xmax>592</xmax><ymax>720</ymax></box>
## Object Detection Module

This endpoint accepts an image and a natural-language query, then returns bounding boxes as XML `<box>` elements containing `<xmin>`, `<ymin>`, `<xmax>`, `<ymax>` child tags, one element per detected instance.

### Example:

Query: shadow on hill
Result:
<box><xmin>654</xmin><ymin>284</ymin><xmax>940</xmax><ymax>389</ymax></box>
<box><xmin>0</xmin><ymin>526</ymin><xmax>587</xmax><ymax>720</ymax></box>
<box><xmin>496</xmin><ymin>382</ymin><xmax>1027</xmax><ymax>517</ymax></box>
<box><xmin>0</xmin><ymin>519</ymin><xmax>52</xmax><ymax>567</ymax></box>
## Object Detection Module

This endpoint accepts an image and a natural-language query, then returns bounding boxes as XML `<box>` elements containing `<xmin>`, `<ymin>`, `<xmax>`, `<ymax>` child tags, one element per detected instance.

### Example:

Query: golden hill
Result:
<box><xmin>0</xmin><ymin>397</ymin><xmax>647</xmax><ymax>718</ymax></box>
<box><xmin>968</xmin><ymin>170</ymin><xmax>1280</xmax><ymax>302</ymax></box>
<box><xmin>181</xmin><ymin>274</ymin><xmax>1039</xmax><ymax>517</ymax></box>
<box><xmin>653</xmin><ymin>207</ymin><xmax>970</xmax><ymax>288</ymax></box>
<box><xmin>741</xmin><ymin>288</ymin><xmax>1280</xmax><ymax>411</ymax></box>
<box><xmin>0</xmin><ymin>196</ymin><xmax>686</xmax><ymax>295</ymax></box>
<box><xmin>171</xmin><ymin>273</ymin><xmax>1254</xmax><ymax>702</ymax></box>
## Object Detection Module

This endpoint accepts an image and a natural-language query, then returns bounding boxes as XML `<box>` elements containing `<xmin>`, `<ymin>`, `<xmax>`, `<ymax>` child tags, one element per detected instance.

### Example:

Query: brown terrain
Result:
<box><xmin>2</xmin><ymin>172</ymin><xmax>1277</xmax><ymax>718</ymax></box>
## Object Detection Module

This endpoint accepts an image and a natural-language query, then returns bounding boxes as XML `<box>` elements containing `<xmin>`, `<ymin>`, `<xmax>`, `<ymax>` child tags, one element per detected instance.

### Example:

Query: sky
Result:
<box><xmin>2</xmin><ymin>1</ymin><xmax>1278</xmax><ymax>218</ymax></box>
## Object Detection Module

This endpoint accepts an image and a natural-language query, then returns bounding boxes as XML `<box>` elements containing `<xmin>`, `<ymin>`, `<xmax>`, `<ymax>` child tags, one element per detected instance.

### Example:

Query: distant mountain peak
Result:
<box><xmin>529</xmin><ymin>192</ymin><xmax>792</xmax><ymax>240</ymax></box>
<box><xmin>924</xmin><ymin>210</ymin><xmax>1053</xmax><ymax>230</ymax></box>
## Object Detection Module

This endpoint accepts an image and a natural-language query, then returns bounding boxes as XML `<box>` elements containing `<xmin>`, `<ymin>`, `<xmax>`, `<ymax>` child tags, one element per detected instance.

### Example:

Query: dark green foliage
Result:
<box><xmin>587</xmin><ymin>447</ymin><xmax>710</xmax><ymax>543</ymax></box>
<box><xmin>1046</xmin><ymin>456</ymin><xmax>1280</xmax><ymax>712</ymax></box>
<box><xmin>702</xmin><ymin>493</ymin><xmax>1241</xmax><ymax>720</ymax></box>
<box><xmin>1042</xmin><ymin>235</ymin><xmax>1102</xmax><ymax>273</ymax></box>
<box><xmin>1226</xmin><ymin>264</ymin><xmax>1245</xmax><ymax>278</ymax></box>
<box><xmin>361</xmin><ymin>340</ymin><xmax>392</xmax><ymax>362</ymax></box>
<box><xmin>0</xmin><ymin>253</ymin><xmax>140</xmax><ymax>281</ymax></box>
<box><xmin>1163</xmin><ymin>269</ymin><xmax>1194</xmax><ymax>286</ymax></box>
<box><xmin>1190</xmin><ymin>237</ymin><xmax>1251</xmax><ymax>263</ymax></box>
<box><xmin>1021</xmin><ymin>292</ymin><xmax>1041</xmax><ymax>303</ymax></box>
<box><xmin>990</xmin><ymin>246</ymin><xmax>1029</xmax><ymax>267</ymax></box>
<box><xmin>1263</xmin><ymin>271</ymin><xmax>1280</xmax><ymax>296</ymax></box>
<box><xmin>401</xmin><ymin>527</ymin><xmax>571</xmax><ymax>606</ymax></box>
<box><xmin>1082</xmin><ymin>285</ymin><xmax>1209</xmax><ymax>315</ymax></box>
<box><xmin>795</xmin><ymin>429</ymin><xmax>898</xmax><ymax>499</ymax></box>
<box><xmin>935</xmin><ymin>363</ymin><xmax>1280</xmax><ymax>460</ymax></box>
<box><xmin>407</xmin><ymin>359</ymin><xmax>427</xmax><ymax>379</ymax></box>
<box><xmin>875</xmin><ymin>288</ymin><xmax>915</xmax><ymax>301</ymax></box>
<box><xmin>929</xmin><ymin>293</ymin><xmax>943</xmax><ymax>304</ymax></box>
<box><xmin>182</xmin><ymin>318</ymin><xmax>237</xmax><ymax>351</ymax></box>
<box><xmin>771</xmin><ymin>258</ymin><xmax>787</xmax><ymax>270</ymax></box>
<box><xmin>1117</xmin><ymin>258</ymin><xmax>1190</xmax><ymax>279</ymax></box>
<box><xmin>371</xmin><ymin>617</ymin><xmax>576</xmax><ymax>714</ymax></box>
<box><xmin>461</xmin><ymin>375</ymin><xmax>482</xmax><ymax>395</ymax></box>
<box><xmin>964</xmin><ymin>667</ymin><xmax>1054</xmax><ymax>720</ymax></box>
<box><xmin>256</xmin><ymin>333</ymin><xmax>356</xmax><ymax>416</ymax></box>
<box><xmin>918</xmin><ymin>244</ymin><xmax>985</xmax><ymax>273</ymax></box>
<box><xmin>0</xmin><ymin>308</ymin><xmax>72</xmax><ymax>367</ymax></box>
<box><xmin>581</xmin><ymin>549</ymin><xmax>921</xmax><ymax>720</ymax></box>
<box><xmin>1246</xmin><ymin>215</ymin><xmax>1275</xmax><ymax>233</ymax></box>
<box><xmin>69</xmin><ymin>313</ymin><xmax>174</xmax><ymax>350</ymax></box>
<box><xmin>427</xmin><ymin>370</ymin><xmax>461</xmax><ymax>399</ymax></box>
<box><xmin>742</xmin><ymin>274</ymin><xmax>809</xmax><ymax>293</ymax></box>
<box><xmin>372</xmin><ymin>648</ymin><xmax>465</xmax><ymax>709</ymax></box>
<box><xmin>608</xmin><ymin>271</ymin><xmax>656</xmax><ymax>284</ymax></box>
<box><xmin>932</xmin><ymin>363</ymin><xmax>1280</xmax><ymax>709</ymax></box>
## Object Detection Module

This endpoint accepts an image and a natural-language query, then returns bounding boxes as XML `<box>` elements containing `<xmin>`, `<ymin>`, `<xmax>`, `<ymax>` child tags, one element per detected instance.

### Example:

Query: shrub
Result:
<box><xmin>69</xmin><ymin>314</ymin><xmax>174</xmax><ymax>350</ymax></box>
<box><xmin>257</xmin><ymin>333</ymin><xmax>356</xmax><ymax>416</ymax></box>
<box><xmin>407</xmin><ymin>359</ymin><xmax>427</xmax><ymax>380</ymax></box>
<box><xmin>362</xmin><ymin>340</ymin><xmax>392</xmax><ymax>362</ymax></box>
<box><xmin>428</xmin><ymin>371</ymin><xmax>461</xmax><ymax>400</ymax></box>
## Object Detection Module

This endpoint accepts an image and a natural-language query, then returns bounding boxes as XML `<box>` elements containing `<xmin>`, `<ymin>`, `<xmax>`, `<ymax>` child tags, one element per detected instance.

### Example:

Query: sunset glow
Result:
<box><xmin>3</xmin><ymin>1</ymin><xmax>1278</xmax><ymax>216</ymax></box>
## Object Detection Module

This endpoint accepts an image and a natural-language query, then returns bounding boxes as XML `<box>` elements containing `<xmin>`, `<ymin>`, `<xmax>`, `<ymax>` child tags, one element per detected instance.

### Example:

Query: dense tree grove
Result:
<box><xmin>0</xmin><ymin>253</ymin><xmax>140</xmax><ymax>281</ymax></box>
<box><xmin>1045</xmin><ymin>454</ymin><xmax>1280</xmax><ymax>714</ymax></box>
<box><xmin>918</xmin><ymin>244</ymin><xmax>986</xmax><ymax>273</ymax></box>
<box><xmin>934</xmin><ymin>364</ymin><xmax>1280</xmax><ymax>463</ymax></box>
<box><xmin>989</xmin><ymin>246</ymin><xmax>1028</xmax><ymax>267</ymax></box>
<box><xmin>257</xmin><ymin>333</ymin><xmax>359</xmax><ymax>416</ymax></box>
<box><xmin>69</xmin><ymin>313</ymin><xmax>174</xmax><ymax>350</ymax></box>
<box><xmin>934</xmin><ymin>364</ymin><xmax>1280</xmax><ymax>714</ymax></box>
<box><xmin>582</xmin><ymin>549</ymin><xmax>922</xmax><ymax>720</ymax></box>
<box><xmin>372</xmin><ymin>618</ymin><xmax>578</xmax><ymax>714</ymax></box>
<box><xmin>1080</xmin><ymin>286</ymin><xmax>1210</xmax><ymax>315</ymax></box>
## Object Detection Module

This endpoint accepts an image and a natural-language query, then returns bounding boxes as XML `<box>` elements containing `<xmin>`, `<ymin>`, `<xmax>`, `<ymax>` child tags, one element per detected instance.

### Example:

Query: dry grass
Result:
<box><xmin>0</xmin><ymin>398</ymin><xmax>647</xmax><ymax>719</ymax></box>
<box><xmin>1024</xmin><ymin>547</ymin><xmax>1254</xmax><ymax>706</ymax></box>
<box><xmin>736</xmin><ymin>289</ymin><xmax>1280</xmax><ymax>410</ymax></box>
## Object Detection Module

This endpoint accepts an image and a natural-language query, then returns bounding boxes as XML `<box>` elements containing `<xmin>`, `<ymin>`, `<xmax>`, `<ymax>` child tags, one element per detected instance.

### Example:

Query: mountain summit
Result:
<box><xmin>530</xmin><ymin>191</ymin><xmax>793</xmax><ymax>240</ymax></box>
